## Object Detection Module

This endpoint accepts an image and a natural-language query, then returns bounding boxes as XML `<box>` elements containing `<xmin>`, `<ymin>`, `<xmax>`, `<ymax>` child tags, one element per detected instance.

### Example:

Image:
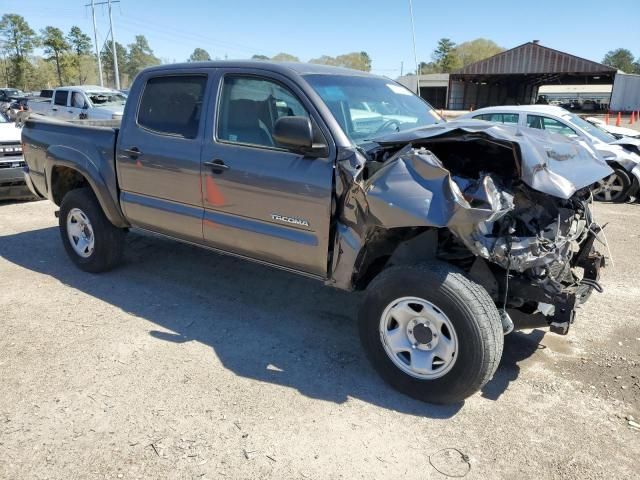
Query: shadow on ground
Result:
<box><xmin>0</xmin><ymin>226</ymin><xmax>546</xmax><ymax>416</ymax></box>
<box><xmin>481</xmin><ymin>329</ymin><xmax>546</xmax><ymax>400</ymax></box>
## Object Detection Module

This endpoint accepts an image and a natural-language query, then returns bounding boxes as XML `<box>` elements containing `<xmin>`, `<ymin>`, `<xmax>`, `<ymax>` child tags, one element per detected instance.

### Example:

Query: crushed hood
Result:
<box><xmin>373</xmin><ymin>120</ymin><xmax>613</xmax><ymax>200</ymax></box>
<box><xmin>329</xmin><ymin>121</ymin><xmax>610</xmax><ymax>288</ymax></box>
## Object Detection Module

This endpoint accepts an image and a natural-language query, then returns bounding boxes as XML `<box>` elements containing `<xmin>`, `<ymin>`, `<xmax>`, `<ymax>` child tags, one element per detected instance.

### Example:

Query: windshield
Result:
<box><xmin>87</xmin><ymin>91</ymin><xmax>127</xmax><ymax>108</ymax></box>
<box><xmin>563</xmin><ymin>113</ymin><xmax>616</xmax><ymax>143</ymax></box>
<box><xmin>304</xmin><ymin>74</ymin><xmax>442</xmax><ymax>145</ymax></box>
<box><xmin>4</xmin><ymin>89</ymin><xmax>24</xmax><ymax>97</ymax></box>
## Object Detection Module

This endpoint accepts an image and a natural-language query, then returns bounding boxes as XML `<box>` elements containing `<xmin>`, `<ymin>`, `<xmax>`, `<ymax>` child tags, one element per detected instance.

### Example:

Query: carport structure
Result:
<box><xmin>448</xmin><ymin>41</ymin><xmax>617</xmax><ymax>110</ymax></box>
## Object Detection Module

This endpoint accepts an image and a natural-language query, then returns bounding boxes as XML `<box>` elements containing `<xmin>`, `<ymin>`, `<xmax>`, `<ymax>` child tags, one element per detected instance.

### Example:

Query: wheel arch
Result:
<box><xmin>351</xmin><ymin>227</ymin><xmax>440</xmax><ymax>290</ymax></box>
<box><xmin>45</xmin><ymin>145</ymin><xmax>129</xmax><ymax>228</ymax></box>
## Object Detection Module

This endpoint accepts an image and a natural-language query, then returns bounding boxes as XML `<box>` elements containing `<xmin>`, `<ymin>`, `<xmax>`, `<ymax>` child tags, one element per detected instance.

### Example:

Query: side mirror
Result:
<box><xmin>273</xmin><ymin>116</ymin><xmax>329</xmax><ymax>157</ymax></box>
<box><xmin>82</xmin><ymin>103</ymin><xmax>89</xmax><ymax>110</ymax></box>
<box><xmin>273</xmin><ymin>116</ymin><xmax>313</xmax><ymax>151</ymax></box>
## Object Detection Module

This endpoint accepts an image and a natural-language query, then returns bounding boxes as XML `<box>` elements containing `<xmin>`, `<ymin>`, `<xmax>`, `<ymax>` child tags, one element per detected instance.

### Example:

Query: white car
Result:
<box><xmin>457</xmin><ymin>105</ymin><xmax>640</xmax><ymax>202</ymax></box>
<box><xmin>29</xmin><ymin>85</ymin><xmax>126</xmax><ymax>121</ymax></box>
<box><xmin>0</xmin><ymin>113</ymin><xmax>30</xmax><ymax>200</ymax></box>
<box><xmin>584</xmin><ymin>116</ymin><xmax>640</xmax><ymax>140</ymax></box>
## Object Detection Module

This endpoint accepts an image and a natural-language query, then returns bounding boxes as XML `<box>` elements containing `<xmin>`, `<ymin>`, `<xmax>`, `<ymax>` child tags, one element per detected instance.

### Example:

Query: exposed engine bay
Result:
<box><xmin>331</xmin><ymin>121</ymin><xmax>611</xmax><ymax>335</ymax></box>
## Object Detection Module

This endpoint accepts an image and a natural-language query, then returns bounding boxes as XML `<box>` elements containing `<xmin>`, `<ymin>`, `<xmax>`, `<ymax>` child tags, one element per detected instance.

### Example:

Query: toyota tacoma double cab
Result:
<box><xmin>21</xmin><ymin>61</ymin><xmax>609</xmax><ymax>404</ymax></box>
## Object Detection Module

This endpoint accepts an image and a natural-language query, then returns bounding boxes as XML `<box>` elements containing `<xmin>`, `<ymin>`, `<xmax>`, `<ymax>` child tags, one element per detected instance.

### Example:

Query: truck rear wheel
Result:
<box><xmin>59</xmin><ymin>188</ymin><xmax>125</xmax><ymax>273</ymax></box>
<box><xmin>359</xmin><ymin>263</ymin><xmax>503</xmax><ymax>404</ymax></box>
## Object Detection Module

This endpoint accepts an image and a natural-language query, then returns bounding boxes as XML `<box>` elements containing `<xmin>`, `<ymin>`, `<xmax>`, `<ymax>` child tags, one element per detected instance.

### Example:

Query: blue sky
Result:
<box><xmin>4</xmin><ymin>0</ymin><xmax>640</xmax><ymax>76</ymax></box>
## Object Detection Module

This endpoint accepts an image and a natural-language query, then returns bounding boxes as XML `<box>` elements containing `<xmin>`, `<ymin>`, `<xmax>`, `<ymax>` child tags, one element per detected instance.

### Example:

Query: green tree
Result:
<box><xmin>602</xmin><ymin>48</ymin><xmax>636</xmax><ymax>73</ymax></box>
<box><xmin>41</xmin><ymin>26</ymin><xmax>70</xmax><ymax>85</ymax></box>
<box><xmin>309</xmin><ymin>55</ymin><xmax>338</xmax><ymax>66</ymax></box>
<box><xmin>188</xmin><ymin>48</ymin><xmax>211</xmax><ymax>62</ymax></box>
<box><xmin>251</xmin><ymin>54</ymin><xmax>270</xmax><ymax>60</ymax></box>
<box><xmin>101</xmin><ymin>42</ymin><xmax>127</xmax><ymax>88</ymax></box>
<box><xmin>431</xmin><ymin>38</ymin><xmax>461</xmax><ymax>73</ymax></box>
<box><xmin>67</xmin><ymin>26</ymin><xmax>93</xmax><ymax>84</ymax></box>
<box><xmin>27</xmin><ymin>56</ymin><xmax>57</xmax><ymax>90</ymax></box>
<box><xmin>310</xmin><ymin>52</ymin><xmax>372</xmax><ymax>71</ymax></box>
<box><xmin>416</xmin><ymin>61</ymin><xmax>438</xmax><ymax>74</ymax></box>
<box><xmin>271</xmin><ymin>52</ymin><xmax>300</xmax><ymax>62</ymax></box>
<box><xmin>454</xmin><ymin>38</ymin><xmax>504</xmax><ymax>67</ymax></box>
<box><xmin>125</xmin><ymin>35</ymin><xmax>160</xmax><ymax>79</ymax></box>
<box><xmin>0</xmin><ymin>14</ymin><xmax>39</xmax><ymax>89</ymax></box>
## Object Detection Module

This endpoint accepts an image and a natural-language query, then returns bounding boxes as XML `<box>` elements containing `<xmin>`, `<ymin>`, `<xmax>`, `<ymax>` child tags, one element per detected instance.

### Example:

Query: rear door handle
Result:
<box><xmin>204</xmin><ymin>159</ymin><xmax>229</xmax><ymax>173</ymax></box>
<box><xmin>123</xmin><ymin>147</ymin><xmax>143</xmax><ymax>159</ymax></box>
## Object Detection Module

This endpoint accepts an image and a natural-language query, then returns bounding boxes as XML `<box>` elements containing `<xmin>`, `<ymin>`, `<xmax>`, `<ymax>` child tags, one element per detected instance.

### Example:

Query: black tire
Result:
<box><xmin>359</xmin><ymin>262</ymin><xmax>503</xmax><ymax>404</ymax></box>
<box><xmin>576</xmin><ymin>284</ymin><xmax>593</xmax><ymax>305</ymax></box>
<box><xmin>592</xmin><ymin>168</ymin><xmax>632</xmax><ymax>203</ymax></box>
<box><xmin>59</xmin><ymin>188</ymin><xmax>125</xmax><ymax>273</ymax></box>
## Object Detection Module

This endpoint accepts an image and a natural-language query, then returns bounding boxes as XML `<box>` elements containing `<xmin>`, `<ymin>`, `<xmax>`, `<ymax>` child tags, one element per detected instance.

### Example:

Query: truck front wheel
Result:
<box><xmin>358</xmin><ymin>263</ymin><xmax>503</xmax><ymax>404</ymax></box>
<box><xmin>59</xmin><ymin>188</ymin><xmax>125</xmax><ymax>273</ymax></box>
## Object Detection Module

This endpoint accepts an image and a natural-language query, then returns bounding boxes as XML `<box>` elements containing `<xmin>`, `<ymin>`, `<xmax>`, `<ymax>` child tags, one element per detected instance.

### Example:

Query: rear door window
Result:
<box><xmin>527</xmin><ymin>115</ymin><xmax>577</xmax><ymax>136</ymax></box>
<box><xmin>475</xmin><ymin>112</ymin><xmax>519</xmax><ymax>125</ymax></box>
<box><xmin>499</xmin><ymin>113</ymin><xmax>519</xmax><ymax>125</ymax></box>
<box><xmin>137</xmin><ymin>75</ymin><xmax>207</xmax><ymax>139</ymax></box>
<box><xmin>54</xmin><ymin>90</ymin><xmax>68</xmax><ymax>106</ymax></box>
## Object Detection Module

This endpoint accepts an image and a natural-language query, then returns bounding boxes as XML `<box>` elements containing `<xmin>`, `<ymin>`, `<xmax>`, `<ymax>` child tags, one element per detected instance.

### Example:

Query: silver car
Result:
<box><xmin>458</xmin><ymin>105</ymin><xmax>640</xmax><ymax>202</ymax></box>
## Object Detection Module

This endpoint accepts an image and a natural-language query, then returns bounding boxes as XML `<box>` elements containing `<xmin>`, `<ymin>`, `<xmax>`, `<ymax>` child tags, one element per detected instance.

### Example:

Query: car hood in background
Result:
<box><xmin>610</xmin><ymin>136</ymin><xmax>640</xmax><ymax>149</ymax></box>
<box><xmin>0</xmin><ymin>123</ymin><xmax>22</xmax><ymax>142</ymax></box>
<box><xmin>373</xmin><ymin>120</ymin><xmax>614</xmax><ymax>199</ymax></box>
<box><xmin>585</xmin><ymin>117</ymin><xmax>640</xmax><ymax>139</ymax></box>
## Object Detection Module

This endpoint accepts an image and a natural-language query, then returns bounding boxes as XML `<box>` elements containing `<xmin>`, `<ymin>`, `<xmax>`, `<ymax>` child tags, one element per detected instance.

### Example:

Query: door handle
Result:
<box><xmin>51</xmin><ymin>108</ymin><xmax>57</xmax><ymax>111</ymax></box>
<box><xmin>124</xmin><ymin>147</ymin><xmax>143</xmax><ymax>159</ymax></box>
<box><xmin>204</xmin><ymin>159</ymin><xmax>229</xmax><ymax>173</ymax></box>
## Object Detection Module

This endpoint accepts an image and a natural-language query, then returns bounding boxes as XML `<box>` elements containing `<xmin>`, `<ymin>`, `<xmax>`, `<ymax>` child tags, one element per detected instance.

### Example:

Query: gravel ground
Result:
<box><xmin>1</xmin><ymin>199</ymin><xmax>639</xmax><ymax>480</ymax></box>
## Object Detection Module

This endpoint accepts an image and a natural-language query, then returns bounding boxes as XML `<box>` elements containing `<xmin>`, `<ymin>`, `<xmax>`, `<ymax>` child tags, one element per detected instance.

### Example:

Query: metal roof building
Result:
<box><xmin>447</xmin><ymin>41</ymin><xmax>617</xmax><ymax>110</ymax></box>
<box><xmin>395</xmin><ymin>74</ymin><xmax>449</xmax><ymax>109</ymax></box>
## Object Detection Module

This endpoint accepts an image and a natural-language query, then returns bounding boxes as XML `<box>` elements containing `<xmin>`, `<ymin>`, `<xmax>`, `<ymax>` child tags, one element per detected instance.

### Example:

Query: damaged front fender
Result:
<box><xmin>329</xmin><ymin>122</ymin><xmax>608</xmax><ymax>328</ymax></box>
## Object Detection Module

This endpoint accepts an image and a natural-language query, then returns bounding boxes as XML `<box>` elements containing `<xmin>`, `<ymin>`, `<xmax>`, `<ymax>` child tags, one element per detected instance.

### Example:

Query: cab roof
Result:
<box><xmin>142</xmin><ymin>60</ymin><xmax>377</xmax><ymax>78</ymax></box>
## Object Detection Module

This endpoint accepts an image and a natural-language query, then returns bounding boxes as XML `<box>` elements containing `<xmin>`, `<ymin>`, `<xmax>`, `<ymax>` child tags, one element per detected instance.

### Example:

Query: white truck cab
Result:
<box><xmin>30</xmin><ymin>85</ymin><xmax>126</xmax><ymax>121</ymax></box>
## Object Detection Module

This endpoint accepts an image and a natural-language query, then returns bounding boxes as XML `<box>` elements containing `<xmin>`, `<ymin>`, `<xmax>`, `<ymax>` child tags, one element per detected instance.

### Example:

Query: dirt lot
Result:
<box><xmin>1</xmin><ymin>199</ymin><xmax>639</xmax><ymax>479</ymax></box>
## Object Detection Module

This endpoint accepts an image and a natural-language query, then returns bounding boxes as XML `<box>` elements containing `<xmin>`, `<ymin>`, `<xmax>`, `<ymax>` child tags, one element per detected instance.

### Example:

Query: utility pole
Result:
<box><xmin>90</xmin><ymin>0</ymin><xmax>104</xmax><ymax>86</ymax></box>
<box><xmin>408</xmin><ymin>0</ymin><xmax>420</xmax><ymax>94</ymax></box>
<box><xmin>108</xmin><ymin>0</ymin><xmax>120</xmax><ymax>89</ymax></box>
<box><xmin>86</xmin><ymin>0</ymin><xmax>121</xmax><ymax>88</ymax></box>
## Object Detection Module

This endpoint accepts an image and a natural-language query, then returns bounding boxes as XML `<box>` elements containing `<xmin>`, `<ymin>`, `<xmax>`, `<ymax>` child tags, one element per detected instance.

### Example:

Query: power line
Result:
<box><xmin>116</xmin><ymin>14</ymin><xmax>276</xmax><ymax>58</ymax></box>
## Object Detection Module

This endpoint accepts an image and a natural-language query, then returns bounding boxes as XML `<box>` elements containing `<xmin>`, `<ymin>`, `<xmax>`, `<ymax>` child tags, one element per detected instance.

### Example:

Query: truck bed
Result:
<box><xmin>21</xmin><ymin>114</ymin><xmax>121</xmax><ymax>211</ymax></box>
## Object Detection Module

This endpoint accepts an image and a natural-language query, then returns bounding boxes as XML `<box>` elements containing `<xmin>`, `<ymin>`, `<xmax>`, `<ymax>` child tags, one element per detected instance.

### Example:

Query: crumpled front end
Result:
<box><xmin>331</xmin><ymin>122</ymin><xmax>610</xmax><ymax>334</ymax></box>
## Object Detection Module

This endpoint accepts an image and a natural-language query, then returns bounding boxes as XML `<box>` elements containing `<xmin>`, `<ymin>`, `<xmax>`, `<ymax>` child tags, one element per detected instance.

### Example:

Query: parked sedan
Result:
<box><xmin>458</xmin><ymin>105</ymin><xmax>640</xmax><ymax>202</ymax></box>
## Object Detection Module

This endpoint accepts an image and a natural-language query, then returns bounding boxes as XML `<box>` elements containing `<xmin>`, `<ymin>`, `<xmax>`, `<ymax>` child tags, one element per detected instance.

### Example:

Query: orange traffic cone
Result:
<box><xmin>605</xmin><ymin>113</ymin><xmax>610</xmax><ymax>125</ymax></box>
<box><xmin>616</xmin><ymin>112</ymin><xmax>622</xmax><ymax>127</ymax></box>
<box><xmin>630</xmin><ymin>112</ymin><xmax>636</xmax><ymax>125</ymax></box>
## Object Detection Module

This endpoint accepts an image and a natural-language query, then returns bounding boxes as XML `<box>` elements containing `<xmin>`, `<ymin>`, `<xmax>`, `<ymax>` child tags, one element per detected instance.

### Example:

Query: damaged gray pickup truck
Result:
<box><xmin>21</xmin><ymin>62</ymin><xmax>611</xmax><ymax>404</ymax></box>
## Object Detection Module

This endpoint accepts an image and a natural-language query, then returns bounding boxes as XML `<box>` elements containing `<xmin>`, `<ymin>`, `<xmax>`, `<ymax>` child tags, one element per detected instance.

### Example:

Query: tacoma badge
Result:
<box><xmin>271</xmin><ymin>214</ymin><xmax>310</xmax><ymax>227</ymax></box>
